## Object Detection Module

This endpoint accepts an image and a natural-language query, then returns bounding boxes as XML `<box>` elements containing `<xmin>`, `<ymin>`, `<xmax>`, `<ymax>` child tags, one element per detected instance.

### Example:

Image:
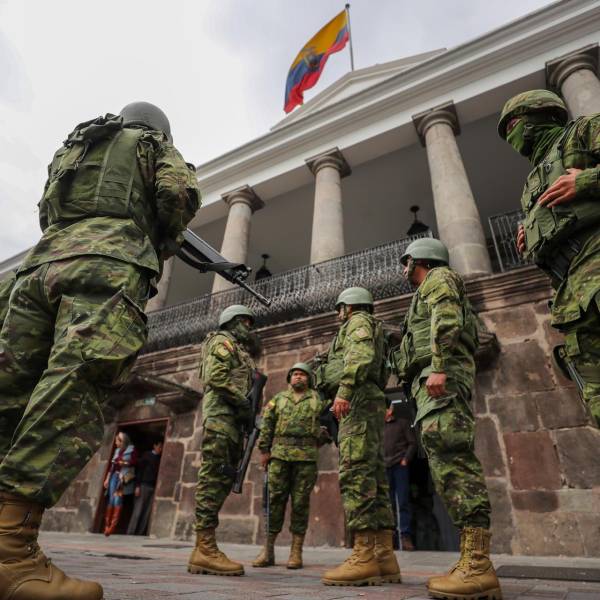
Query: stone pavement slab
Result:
<box><xmin>39</xmin><ymin>532</ymin><xmax>600</xmax><ymax>600</ymax></box>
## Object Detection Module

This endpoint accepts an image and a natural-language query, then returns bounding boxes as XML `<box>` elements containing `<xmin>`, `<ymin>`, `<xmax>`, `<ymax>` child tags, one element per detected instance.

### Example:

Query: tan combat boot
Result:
<box><xmin>322</xmin><ymin>529</ymin><xmax>381</xmax><ymax>586</ymax></box>
<box><xmin>187</xmin><ymin>528</ymin><xmax>244</xmax><ymax>576</ymax></box>
<box><xmin>252</xmin><ymin>532</ymin><xmax>277</xmax><ymax>567</ymax></box>
<box><xmin>286</xmin><ymin>534</ymin><xmax>304</xmax><ymax>569</ymax></box>
<box><xmin>427</xmin><ymin>527</ymin><xmax>502</xmax><ymax>600</ymax></box>
<box><xmin>0</xmin><ymin>492</ymin><xmax>103</xmax><ymax>600</ymax></box>
<box><xmin>374</xmin><ymin>529</ymin><xmax>402</xmax><ymax>583</ymax></box>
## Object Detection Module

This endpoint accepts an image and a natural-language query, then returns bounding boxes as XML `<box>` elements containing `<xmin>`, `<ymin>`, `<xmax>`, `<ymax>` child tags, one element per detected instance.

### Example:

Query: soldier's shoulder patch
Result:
<box><xmin>266</xmin><ymin>400</ymin><xmax>276</xmax><ymax>410</ymax></box>
<box><xmin>215</xmin><ymin>343</ymin><xmax>231</xmax><ymax>358</ymax></box>
<box><xmin>352</xmin><ymin>326</ymin><xmax>371</xmax><ymax>340</ymax></box>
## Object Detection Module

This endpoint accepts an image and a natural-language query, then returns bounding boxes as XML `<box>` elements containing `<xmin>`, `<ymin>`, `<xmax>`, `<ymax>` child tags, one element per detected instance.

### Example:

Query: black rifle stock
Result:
<box><xmin>176</xmin><ymin>229</ymin><xmax>271</xmax><ymax>307</ymax></box>
<box><xmin>231</xmin><ymin>370</ymin><xmax>268</xmax><ymax>494</ymax></box>
<box><xmin>319</xmin><ymin>398</ymin><xmax>339</xmax><ymax>447</ymax></box>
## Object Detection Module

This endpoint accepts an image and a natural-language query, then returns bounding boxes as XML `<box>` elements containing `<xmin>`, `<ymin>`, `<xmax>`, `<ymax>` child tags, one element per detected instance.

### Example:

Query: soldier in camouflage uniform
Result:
<box><xmin>396</xmin><ymin>238</ymin><xmax>501</xmax><ymax>600</ymax></box>
<box><xmin>0</xmin><ymin>102</ymin><xmax>200</xmax><ymax>600</ymax></box>
<box><xmin>498</xmin><ymin>89</ymin><xmax>600</xmax><ymax>427</ymax></box>
<box><xmin>319</xmin><ymin>287</ymin><xmax>399</xmax><ymax>587</ymax></box>
<box><xmin>188</xmin><ymin>304</ymin><xmax>258</xmax><ymax>577</ymax></box>
<box><xmin>253</xmin><ymin>362</ymin><xmax>328</xmax><ymax>570</ymax></box>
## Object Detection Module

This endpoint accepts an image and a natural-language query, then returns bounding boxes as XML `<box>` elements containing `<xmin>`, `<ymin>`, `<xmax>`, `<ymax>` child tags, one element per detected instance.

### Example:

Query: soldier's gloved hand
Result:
<box><xmin>239</xmin><ymin>398</ymin><xmax>253</xmax><ymax>429</ymax></box>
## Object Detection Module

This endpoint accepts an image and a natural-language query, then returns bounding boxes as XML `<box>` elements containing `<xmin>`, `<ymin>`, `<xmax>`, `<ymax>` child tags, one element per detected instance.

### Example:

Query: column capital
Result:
<box><xmin>221</xmin><ymin>185</ymin><xmax>264</xmax><ymax>213</ymax></box>
<box><xmin>546</xmin><ymin>43</ymin><xmax>599</xmax><ymax>91</ymax></box>
<box><xmin>412</xmin><ymin>102</ymin><xmax>460</xmax><ymax>147</ymax></box>
<box><xmin>305</xmin><ymin>147</ymin><xmax>351</xmax><ymax>178</ymax></box>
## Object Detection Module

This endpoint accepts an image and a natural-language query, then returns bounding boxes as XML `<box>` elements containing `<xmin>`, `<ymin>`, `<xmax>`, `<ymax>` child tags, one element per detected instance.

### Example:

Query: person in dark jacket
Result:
<box><xmin>383</xmin><ymin>404</ymin><xmax>417</xmax><ymax>551</ymax></box>
<box><xmin>127</xmin><ymin>439</ymin><xmax>163</xmax><ymax>535</ymax></box>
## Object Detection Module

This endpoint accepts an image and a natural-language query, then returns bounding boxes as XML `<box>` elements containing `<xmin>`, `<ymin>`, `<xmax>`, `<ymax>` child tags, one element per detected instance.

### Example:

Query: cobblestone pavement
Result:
<box><xmin>40</xmin><ymin>532</ymin><xmax>600</xmax><ymax>600</ymax></box>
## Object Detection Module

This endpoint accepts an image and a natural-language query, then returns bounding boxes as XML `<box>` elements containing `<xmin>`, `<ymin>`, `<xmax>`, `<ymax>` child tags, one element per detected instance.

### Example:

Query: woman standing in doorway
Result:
<box><xmin>103</xmin><ymin>431</ymin><xmax>137</xmax><ymax>536</ymax></box>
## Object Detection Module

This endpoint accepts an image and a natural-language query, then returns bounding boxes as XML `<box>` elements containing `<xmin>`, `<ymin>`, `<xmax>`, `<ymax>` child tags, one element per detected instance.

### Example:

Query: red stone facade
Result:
<box><xmin>42</xmin><ymin>266</ymin><xmax>600</xmax><ymax>556</ymax></box>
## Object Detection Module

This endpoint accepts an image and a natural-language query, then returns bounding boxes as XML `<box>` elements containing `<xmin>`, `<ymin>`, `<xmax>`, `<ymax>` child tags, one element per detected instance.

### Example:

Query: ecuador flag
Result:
<box><xmin>284</xmin><ymin>10</ymin><xmax>350</xmax><ymax>113</ymax></box>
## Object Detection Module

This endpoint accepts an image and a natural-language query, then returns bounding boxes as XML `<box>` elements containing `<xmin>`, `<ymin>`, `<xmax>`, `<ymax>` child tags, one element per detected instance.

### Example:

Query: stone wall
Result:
<box><xmin>43</xmin><ymin>266</ymin><xmax>600</xmax><ymax>556</ymax></box>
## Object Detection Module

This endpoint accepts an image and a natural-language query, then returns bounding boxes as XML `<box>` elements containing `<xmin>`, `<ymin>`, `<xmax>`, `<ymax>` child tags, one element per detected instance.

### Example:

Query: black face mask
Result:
<box><xmin>506</xmin><ymin>113</ymin><xmax>564</xmax><ymax>163</ymax></box>
<box><xmin>227</xmin><ymin>319</ymin><xmax>262</xmax><ymax>358</ymax></box>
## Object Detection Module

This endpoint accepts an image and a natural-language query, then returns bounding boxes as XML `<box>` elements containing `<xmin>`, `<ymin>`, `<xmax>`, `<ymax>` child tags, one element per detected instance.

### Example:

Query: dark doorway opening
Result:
<box><xmin>387</xmin><ymin>395</ymin><xmax>460</xmax><ymax>552</ymax></box>
<box><xmin>92</xmin><ymin>418</ymin><xmax>168</xmax><ymax>536</ymax></box>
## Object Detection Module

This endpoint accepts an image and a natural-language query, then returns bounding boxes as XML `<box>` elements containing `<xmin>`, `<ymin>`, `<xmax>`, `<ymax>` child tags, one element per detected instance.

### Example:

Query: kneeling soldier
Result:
<box><xmin>253</xmin><ymin>363</ymin><xmax>327</xmax><ymax>569</ymax></box>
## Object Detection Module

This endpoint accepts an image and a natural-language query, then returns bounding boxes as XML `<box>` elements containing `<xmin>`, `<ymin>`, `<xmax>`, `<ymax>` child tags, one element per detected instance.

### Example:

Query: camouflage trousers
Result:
<box><xmin>195</xmin><ymin>426</ymin><xmax>242</xmax><ymax>531</ymax></box>
<box><xmin>0</xmin><ymin>256</ymin><xmax>149</xmax><ymax>508</ymax></box>
<box><xmin>266</xmin><ymin>458</ymin><xmax>317</xmax><ymax>536</ymax></box>
<box><xmin>416</xmin><ymin>378</ymin><xmax>491</xmax><ymax>529</ymax></box>
<box><xmin>558</xmin><ymin>301</ymin><xmax>600</xmax><ymax>427</ymax></box>
<box><xmin>338</xmin><ymin>383</ymin><xmax>395</xmax><ymax>532</ymax></box>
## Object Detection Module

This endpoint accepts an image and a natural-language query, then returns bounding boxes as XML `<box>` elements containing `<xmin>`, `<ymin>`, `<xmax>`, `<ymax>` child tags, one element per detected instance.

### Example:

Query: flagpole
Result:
<box><xmin>345</xmin><ymin>3</ymin><xmax>355</xmax><ymax>71</ymax></box>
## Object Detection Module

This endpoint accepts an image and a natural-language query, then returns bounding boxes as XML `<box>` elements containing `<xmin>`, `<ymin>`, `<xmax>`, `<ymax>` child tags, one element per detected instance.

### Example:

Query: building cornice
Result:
<box><xmin>195</xmin><ymin>0</ymin><xmax>600</xmax><ymax>204</ymax></box>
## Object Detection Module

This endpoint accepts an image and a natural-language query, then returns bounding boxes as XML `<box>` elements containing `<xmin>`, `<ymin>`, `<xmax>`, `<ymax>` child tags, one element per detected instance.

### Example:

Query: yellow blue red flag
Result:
<box><xmin>284</xmin><ymin>10</ymin><xmax>350</xmax><ymax>113</ymax></box>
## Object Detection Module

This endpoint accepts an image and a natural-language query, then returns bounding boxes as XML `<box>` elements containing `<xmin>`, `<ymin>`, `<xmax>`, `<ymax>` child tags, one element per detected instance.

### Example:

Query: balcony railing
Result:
<box><xmin>145</xmin><ymin>232</ymin><xmax>431</xmax><ymax>353</ymax></box>
<box><xmin>488</xmin><ymin>209</ymin><xmax>531</xmax><ymax>272</ymax></box>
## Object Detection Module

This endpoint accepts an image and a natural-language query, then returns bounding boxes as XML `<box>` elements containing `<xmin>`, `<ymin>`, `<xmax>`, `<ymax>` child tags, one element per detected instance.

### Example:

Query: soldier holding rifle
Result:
<box><xmin>188</xmin><ymin>304</ymin><xmax>262</xmax><ymax>576</ymax></box>
<box><xmin>0</xmin><ymin>102</ymin><xmax>199</xmax><ymax>600</ymax></box>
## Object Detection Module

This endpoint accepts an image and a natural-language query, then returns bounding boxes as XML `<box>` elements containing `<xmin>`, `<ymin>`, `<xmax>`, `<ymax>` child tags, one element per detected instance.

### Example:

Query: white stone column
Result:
<box><xmin>306</xmin><ymin>148</ymin><xmax>351</xmax><ymax>264</ymax></box>
<box><xmin>212</xmin><ymin>185</ymin><xmax>264</xmax><ymax>294</ymax></box>
<box><xmin>413</xmin><ymin>102</ymin><xmax>492</xmax><ymax>276</ymax></box>
<box><xmin>145</xmin><ymin>257</ymin><xmax>174</xmax><ymax>312</ymax></box>
<box><xmin>547</xmin><ymin>44</ymin><xmax>600</xmax><ymax>118</ymax></box>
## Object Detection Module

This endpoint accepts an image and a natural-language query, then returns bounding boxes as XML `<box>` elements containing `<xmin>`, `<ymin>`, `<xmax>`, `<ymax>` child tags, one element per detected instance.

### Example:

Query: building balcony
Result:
<box><xmin>145</xmin><ymin>232</ymin><xmax>432</xmax><ymax>353</ymax></box>
<box><xmin>146</xmin><ymin>207</ymin><xmax>532</xmax><ymax>355</ymax></box>
<box><xmin>488</xmin><ymin>209</ymin><xmax>530</xmax><ymax>272</ymax></box>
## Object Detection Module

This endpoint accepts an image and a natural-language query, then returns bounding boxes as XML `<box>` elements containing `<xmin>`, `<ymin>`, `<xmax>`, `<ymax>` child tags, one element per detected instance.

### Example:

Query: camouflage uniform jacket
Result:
<box><xmin>199</xmin><ymin>330</ymin><xmax>255</xmax><ymax>443</ymax></box>
<box><xmin>520</xmin><ymin>115</ymin><xmax>600</xmax><ymax>328</ymax></box>
<box><xmin>258</xmin><ymin>387</ymin><xmax>326</xmax><ymax>462</ymax></box>
<box><xmin>325</xmin><ymin>311</ymin><xmax>385</xmax><ymax>402</ymax></box>
<box><xmin>19</xmin><ymin>115</ymin><xmax>200</xmax><ymax>285</ymax></box>
<box><xmin>395</xmin><ymin>267</ymin><xmax>478</xmax><ymax>422</ymax></box>
<box><xmin>0</xmin><ymin>272</ymin><xmax>16</xmax><ymax>330</ymax></box>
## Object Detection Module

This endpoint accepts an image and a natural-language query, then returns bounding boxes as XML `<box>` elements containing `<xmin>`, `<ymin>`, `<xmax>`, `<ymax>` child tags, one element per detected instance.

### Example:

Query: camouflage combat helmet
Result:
<box><xmin>400</xmin><ymin>238</ymin><xmax>450</xmax><ymax>266</ymax></box>
<box><xmin>119</xmin><ymin>101</ymin><xmax>172</xmax><ymax>142</ymax></box>
<box><xmin>497</xmin><ymin>90</ymin><xmax>568</xmax><ymax>139</ymax></box>
<box><xmin>218</xmin><ymin>304</ymin><xmax>255</xmax><ymax>328</ymax></box>
<box><xmin>286</xmin><ymin>362</ymin><xmax>314</xmax><ymax>386</ymax></box>
<box><xmin>335</xmin><ymin>287</ymin><xmax>374</xmax><ymax>309</ymax></box>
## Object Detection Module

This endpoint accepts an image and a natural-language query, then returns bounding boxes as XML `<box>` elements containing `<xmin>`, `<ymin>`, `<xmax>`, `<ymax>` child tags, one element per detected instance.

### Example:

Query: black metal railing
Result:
<box><xmin>144</xmin><ymin>232</ymin><xmax>431</xmax><ymax>353</ymax></box>
<box><xmin>488</xmin><ymin>209</ymin><xmax>531</xmax><ymax>272</ymax></box>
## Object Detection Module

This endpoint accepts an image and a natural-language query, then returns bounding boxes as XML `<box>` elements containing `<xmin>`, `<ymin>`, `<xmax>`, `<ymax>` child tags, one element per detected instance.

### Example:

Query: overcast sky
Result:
<box><xmin>0</xmin><ymin>0</ymin><xmax>553</xmax><ymax>262</ymax></box>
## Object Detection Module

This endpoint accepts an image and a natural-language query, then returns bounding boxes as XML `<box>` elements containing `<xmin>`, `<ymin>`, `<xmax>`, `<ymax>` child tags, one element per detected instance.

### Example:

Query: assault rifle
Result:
<box><xmin>319</xmin><ymin>400</ymin><xmax>339</xmax><ymax>446</ymax></box>
<box><xmin>553</xmin><ymin>345</ymin><xmax>586</xmax><ymax>397</ymax></box>
<box><xmin>175</xmin><ymin>229</ymin><xmax>271</xmax><ymax>307</ymax></box>
<box><xmin>231</xmin><ymin>370</ymin><xmax>268</xmax><ymax>493</ymax></box>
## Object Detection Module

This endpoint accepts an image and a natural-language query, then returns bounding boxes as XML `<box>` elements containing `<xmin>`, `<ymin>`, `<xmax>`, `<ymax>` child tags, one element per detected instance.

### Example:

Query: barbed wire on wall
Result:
<box><xmin>144</xmin><ymin>232</ymin><xmax>431</xmax><ymax>353</ymax></box>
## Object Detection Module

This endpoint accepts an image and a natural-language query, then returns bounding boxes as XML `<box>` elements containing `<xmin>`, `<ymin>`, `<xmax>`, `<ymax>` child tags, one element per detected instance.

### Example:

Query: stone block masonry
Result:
<box><xmin>43</xmin><ymin>266</ymin><xmax>600</xmax><ymax>556</ymax></box>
